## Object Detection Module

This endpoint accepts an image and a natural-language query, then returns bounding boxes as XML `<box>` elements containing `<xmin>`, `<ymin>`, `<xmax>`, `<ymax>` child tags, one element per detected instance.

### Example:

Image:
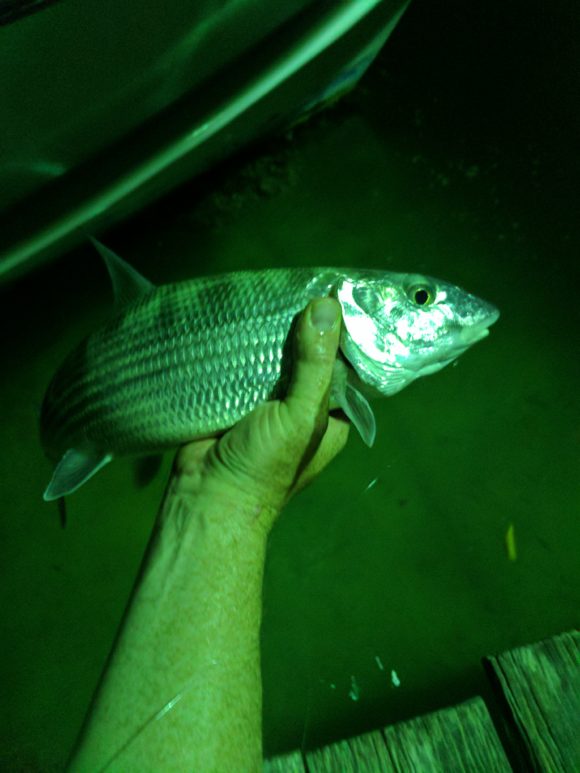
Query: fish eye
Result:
<box><xmin>408</xmin><ymin>285</ymin><xmax>434</xmax><ymax>307</ymax></box>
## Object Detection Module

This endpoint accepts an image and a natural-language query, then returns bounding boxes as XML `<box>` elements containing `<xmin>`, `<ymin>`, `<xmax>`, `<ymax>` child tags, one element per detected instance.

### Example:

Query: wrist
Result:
<box><xmin>159</xmin><ymin>470</ymin><xmax>279</xmax><ymax>546</ymax></box>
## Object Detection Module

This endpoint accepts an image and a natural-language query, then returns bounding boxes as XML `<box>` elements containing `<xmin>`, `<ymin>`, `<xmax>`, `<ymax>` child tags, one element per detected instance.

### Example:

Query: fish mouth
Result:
<box><xmin>460</xmin><ymin>307</ymin><xmax>500</xmax><ymax>345</ymax></box>
<box><xmin>440</xmin><ymin>306</ymin><xmax>499</xmax><ymax>359</ymax></box>
<box><xmin>404</xmin><ymin>306</ymin><xmax>499</xmax><ymax>375</ymax></box>
<box><xmin>460</xmin><ymin>325</ymin><xmax>489</xmax><ymax>346</ymax></box>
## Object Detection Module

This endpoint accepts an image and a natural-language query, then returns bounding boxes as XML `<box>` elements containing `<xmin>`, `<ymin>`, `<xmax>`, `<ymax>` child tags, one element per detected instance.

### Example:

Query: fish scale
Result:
<box><xmin>40</xmin><ymin>241</ymin><xmax>499</xmax><ymax>500</ymax></box>
<box><xmin>41</xmin><ymin>267</ymin><xmax>330</xmax><ymax>460</ymax></box>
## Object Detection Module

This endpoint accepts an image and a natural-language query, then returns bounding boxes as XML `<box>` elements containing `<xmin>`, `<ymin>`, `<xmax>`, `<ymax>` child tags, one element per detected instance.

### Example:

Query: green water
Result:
<box><xmin>1</xmin><ymin>1</ymin><xmax>578</xmax><ymax>769</ymax></box>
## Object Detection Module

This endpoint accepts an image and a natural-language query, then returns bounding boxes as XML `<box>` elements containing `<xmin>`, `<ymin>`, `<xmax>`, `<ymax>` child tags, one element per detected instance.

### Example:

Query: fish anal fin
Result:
<box><xmin>43</xmin><ymin>448</ymin><xmax>113</xmax><ymax>501</ymax></box>
<box><xmin>89</xmin><ymin>237</ymin><xmax>155</xmax><ymax>308</ymax></box>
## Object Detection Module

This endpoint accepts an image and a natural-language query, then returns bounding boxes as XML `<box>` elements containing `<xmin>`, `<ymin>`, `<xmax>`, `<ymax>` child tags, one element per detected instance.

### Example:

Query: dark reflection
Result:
<box><xmin>133</xmin><ymin>454</ymin><xmax>164</xmax><ymax>488</ymax></box>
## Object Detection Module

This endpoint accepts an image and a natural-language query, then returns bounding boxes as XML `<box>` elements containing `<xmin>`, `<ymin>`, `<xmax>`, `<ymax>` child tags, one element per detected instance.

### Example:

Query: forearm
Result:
<box><xmin>68</xmin><ymin>481</ymin><xmax>270</xmax><ymax>773</ymax></box>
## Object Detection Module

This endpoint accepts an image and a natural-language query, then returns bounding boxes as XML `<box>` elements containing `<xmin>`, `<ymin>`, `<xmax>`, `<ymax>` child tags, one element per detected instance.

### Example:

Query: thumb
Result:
<box><xmin>285</xmin><ymin>297</ymin><xmax>342</xmax><ymax>424</ymax></box>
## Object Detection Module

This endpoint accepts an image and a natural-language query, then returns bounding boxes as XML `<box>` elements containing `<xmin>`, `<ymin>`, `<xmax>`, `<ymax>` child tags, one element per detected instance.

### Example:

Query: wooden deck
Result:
<box><xmin>264</xmin><ymin>630</ymin><xmax>579</xmax><ymax>772</ymax></box>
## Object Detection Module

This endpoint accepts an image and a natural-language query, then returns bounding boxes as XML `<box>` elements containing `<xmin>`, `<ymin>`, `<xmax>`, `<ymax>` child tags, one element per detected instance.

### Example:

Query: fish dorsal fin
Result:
<box><xmin>43</xmin><ymin>448</ymin><xmax>113</xmax><ymax>501</ymax></box>
<box><xmin>334</xmin><ymin>381</ymin><xmax>377</xmax><ymax>447</ymax></box>
<box><xmin>90</xmin><ymin>237</ymin><xmax>155</xmax><ymax>308</ymax></box>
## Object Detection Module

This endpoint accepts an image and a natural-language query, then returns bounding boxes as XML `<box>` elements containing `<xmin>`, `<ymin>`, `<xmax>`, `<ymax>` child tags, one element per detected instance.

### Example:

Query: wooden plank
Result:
<box><xmin>484</xmin><ymin>629</ymin><xmax>580</xmax><ymax>772</ymax></box>
<box><xmin>263</xmin><ymin>749</ymin><xmax>306</xmax><ymax>773</ymax></box>
<box><xmin>306</xmin><ymin>729</ymin><xmax>392</xmax><ymax>772</ymax></box>
<box><xmin>300</xmin><ymin>697</ymin><xmax>511</xmax><ymax>772</ymax></box>
<box><xmin>382</xmin><ymin>697</ymin><xmax>512</xmax><ymax>772</ymax></box>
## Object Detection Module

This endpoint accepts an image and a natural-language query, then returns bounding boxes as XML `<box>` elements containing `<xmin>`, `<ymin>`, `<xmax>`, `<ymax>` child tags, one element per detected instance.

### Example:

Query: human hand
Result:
<box><xmin>169</xmin><ymin>297</ymin><xmax>350</xmax><ymax>535</ymax></box>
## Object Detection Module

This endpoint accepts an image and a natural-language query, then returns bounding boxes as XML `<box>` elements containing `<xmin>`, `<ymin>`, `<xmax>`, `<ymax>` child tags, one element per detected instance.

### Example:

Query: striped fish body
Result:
<box><xmin>40</xmin><ymin>240</ymin><xmax>499</xmax><ymax>500</ymax></box>
<box><xmin>41</xmin><ymin>266</ymin><xmax>338</xmax><ymax>463</ymax></box>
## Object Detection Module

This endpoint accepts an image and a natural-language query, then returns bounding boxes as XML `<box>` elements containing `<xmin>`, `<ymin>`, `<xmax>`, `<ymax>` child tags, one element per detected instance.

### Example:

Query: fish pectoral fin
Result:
<box><xmin>89</xmin><ymin>237</ymin><xmax>155</xmax><ymax>308</ymax></box>
<box><xmin>335</xmin><ymin>383</ymin><xmax>376</xmax><ymax>447</ymax></box>
<box><xmin>43</xmin><ymin>448</ymin><xmax>113</xmax><ymax>501</ymax></box>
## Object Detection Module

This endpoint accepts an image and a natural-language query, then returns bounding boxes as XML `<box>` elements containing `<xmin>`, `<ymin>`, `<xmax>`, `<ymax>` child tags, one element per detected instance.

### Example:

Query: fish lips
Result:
<box><xmin>437</xmin><ymin>305</ymin><xmax>500</xmax><ymax>363</ymax></box>
<box><xmin>406</xmin><ymin>305</ymin><xmax>500</xmax><ymax>374</ymax></box>
<box><xmin>457</xmin><ymin>306</ymin><xmax>500</xmax><ymax>346</ymax></box>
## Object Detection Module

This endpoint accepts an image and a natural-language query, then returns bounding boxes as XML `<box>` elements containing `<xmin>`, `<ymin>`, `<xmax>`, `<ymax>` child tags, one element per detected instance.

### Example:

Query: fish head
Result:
<box><xmin>336</xmin><ymin>271</ymin><xmax>499</xmax><ymax>396</ymax></box>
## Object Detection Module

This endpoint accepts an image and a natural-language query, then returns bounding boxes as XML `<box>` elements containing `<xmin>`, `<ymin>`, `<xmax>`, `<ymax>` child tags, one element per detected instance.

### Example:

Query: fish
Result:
<box><xmin>40</xmin><ymin>240</ymin><xmax>499</xmax><ymax>501</ymax></box>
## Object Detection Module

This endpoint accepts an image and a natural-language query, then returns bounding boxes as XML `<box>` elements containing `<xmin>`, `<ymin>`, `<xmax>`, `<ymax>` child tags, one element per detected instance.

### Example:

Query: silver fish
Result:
<box><xmin>40</xmin><ymin>240</ymin><xmax>499</xmax><ymax>500</ymax></box>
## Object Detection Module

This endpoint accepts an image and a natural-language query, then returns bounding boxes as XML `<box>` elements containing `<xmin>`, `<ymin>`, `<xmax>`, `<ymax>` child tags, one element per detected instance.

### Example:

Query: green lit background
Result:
<box><xmin>0</xmin><ymin>1</ymin><xmax>578</xmax><ymax>770</ymax></box>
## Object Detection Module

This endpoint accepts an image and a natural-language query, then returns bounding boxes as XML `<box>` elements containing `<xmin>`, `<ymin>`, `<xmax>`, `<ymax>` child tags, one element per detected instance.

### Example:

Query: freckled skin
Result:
<box><xmin>67</xmin><ymin>299</ymin><xmax>349</xmax><ymax>772</ymax></box>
